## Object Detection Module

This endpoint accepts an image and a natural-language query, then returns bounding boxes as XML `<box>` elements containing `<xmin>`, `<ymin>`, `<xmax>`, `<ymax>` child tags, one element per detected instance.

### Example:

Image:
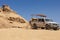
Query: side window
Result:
<box><xmin>32</xmin><ymin>19</ymin><xmax>37</xmax><ymax>22</ymax></box>
<box><xmin>42</xmin><ymin>19</ymin><xmax>44</xmax><ymax>22</ymax></box>
<box><xmin>38</xmin><ymin>19</ymin><xmax>44</xmax><ymax>22</ymax></box>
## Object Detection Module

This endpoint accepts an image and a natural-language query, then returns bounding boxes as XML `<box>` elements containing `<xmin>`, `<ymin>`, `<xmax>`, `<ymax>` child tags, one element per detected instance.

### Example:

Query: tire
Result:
<box><xmin>32</xmin><ymin>23</ymin><xmax>37</xmax><ymax>29</ymax></box>
<box><xmin>53</xmin><ymin>27</ymin><xmax>59</xmax><ymax>30</ymax></box>
<box><xmin>41</xmin><ymin>27</ymin><xmax>45</xmax><ymax>29</ymax></box>
<box><xmin>45</xmin><ymin>24</ymin><xmax>51</xmax><ymax>30</ymax></box>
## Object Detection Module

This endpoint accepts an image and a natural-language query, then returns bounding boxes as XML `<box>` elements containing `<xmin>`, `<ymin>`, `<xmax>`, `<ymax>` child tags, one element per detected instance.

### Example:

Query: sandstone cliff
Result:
<box><xmin>0</xmin><ymin>4</ymin><xmax>30</xmax><ymax>29</ymax></box>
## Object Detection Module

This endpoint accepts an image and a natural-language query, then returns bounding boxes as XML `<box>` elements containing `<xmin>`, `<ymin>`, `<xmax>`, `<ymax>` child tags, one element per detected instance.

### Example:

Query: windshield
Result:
<box><xmin>45</xmin><ymin>19</ymin><xmax>53</xmax><ymax>22</ymax></box>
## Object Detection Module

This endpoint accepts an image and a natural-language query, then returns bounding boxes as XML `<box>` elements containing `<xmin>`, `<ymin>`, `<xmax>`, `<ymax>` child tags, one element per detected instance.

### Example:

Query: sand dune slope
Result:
<box><xmin>0</xmin><ymin>28</ymin><xmax>60</xmax><ymax>40</ymax></box>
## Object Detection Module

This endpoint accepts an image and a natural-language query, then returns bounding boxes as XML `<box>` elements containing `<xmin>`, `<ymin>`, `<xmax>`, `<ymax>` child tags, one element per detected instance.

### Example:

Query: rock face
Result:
<box><xmin>0</xmin><ymin>4</ymin><xmax>31</xmax><ymax>29</ymax></box>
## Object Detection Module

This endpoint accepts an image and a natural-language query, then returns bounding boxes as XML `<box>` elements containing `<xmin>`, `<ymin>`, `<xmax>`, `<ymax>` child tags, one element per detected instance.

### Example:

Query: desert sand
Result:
<box><xmin>0</xmin><ymin>28</ymin><xmax>60</xmax><ymax>40</ymax></box>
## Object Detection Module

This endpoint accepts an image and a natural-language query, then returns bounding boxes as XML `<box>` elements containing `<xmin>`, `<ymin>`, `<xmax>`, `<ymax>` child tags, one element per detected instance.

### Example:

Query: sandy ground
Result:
<box><xmin>0</xmin><ymin>28</ymin><xmax>60</xmax><ymax>40</ymax></box>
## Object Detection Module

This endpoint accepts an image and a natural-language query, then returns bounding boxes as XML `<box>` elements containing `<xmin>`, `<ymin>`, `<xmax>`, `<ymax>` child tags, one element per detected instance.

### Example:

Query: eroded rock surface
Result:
<box><xmin>0</xmin><ymin>4</ymin><xmax>31</xmax><ymax>29</ymax></box>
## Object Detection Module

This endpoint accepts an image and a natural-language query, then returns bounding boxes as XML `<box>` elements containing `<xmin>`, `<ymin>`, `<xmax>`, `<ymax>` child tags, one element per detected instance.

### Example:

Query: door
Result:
<box><xmin>37</xmin><ymin>19</ymin><xmax>45</xmax><ymax>27</ymax></box>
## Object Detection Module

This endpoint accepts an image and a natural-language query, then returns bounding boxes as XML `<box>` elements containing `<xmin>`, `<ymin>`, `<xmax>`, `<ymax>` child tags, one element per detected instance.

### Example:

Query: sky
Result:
<box><xmin>0</xmin><ymin>0</ymin><xmax>60</xmax><ymax>23</ymax></box>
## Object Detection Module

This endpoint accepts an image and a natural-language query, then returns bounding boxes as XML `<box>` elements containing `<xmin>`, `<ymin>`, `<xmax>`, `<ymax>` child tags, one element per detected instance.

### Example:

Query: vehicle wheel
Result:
<box><xmin>41</xmin><ymin>27</ymin><xmax>45</xmax><ymax>29</ymax></box>
<box><xmin>45</xmin><ymin>24</ymin><xmax>51</xmax><ymax>30</ymax></box>
<box><xmin>32</xmin><ymin>23</ymin><xmax>37</xmax><ymax>29</ymax></box>
<box><xmin>53</xmin><ymin>27</ymin><xmax>59</xmax><ymax>30</ymax></box>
